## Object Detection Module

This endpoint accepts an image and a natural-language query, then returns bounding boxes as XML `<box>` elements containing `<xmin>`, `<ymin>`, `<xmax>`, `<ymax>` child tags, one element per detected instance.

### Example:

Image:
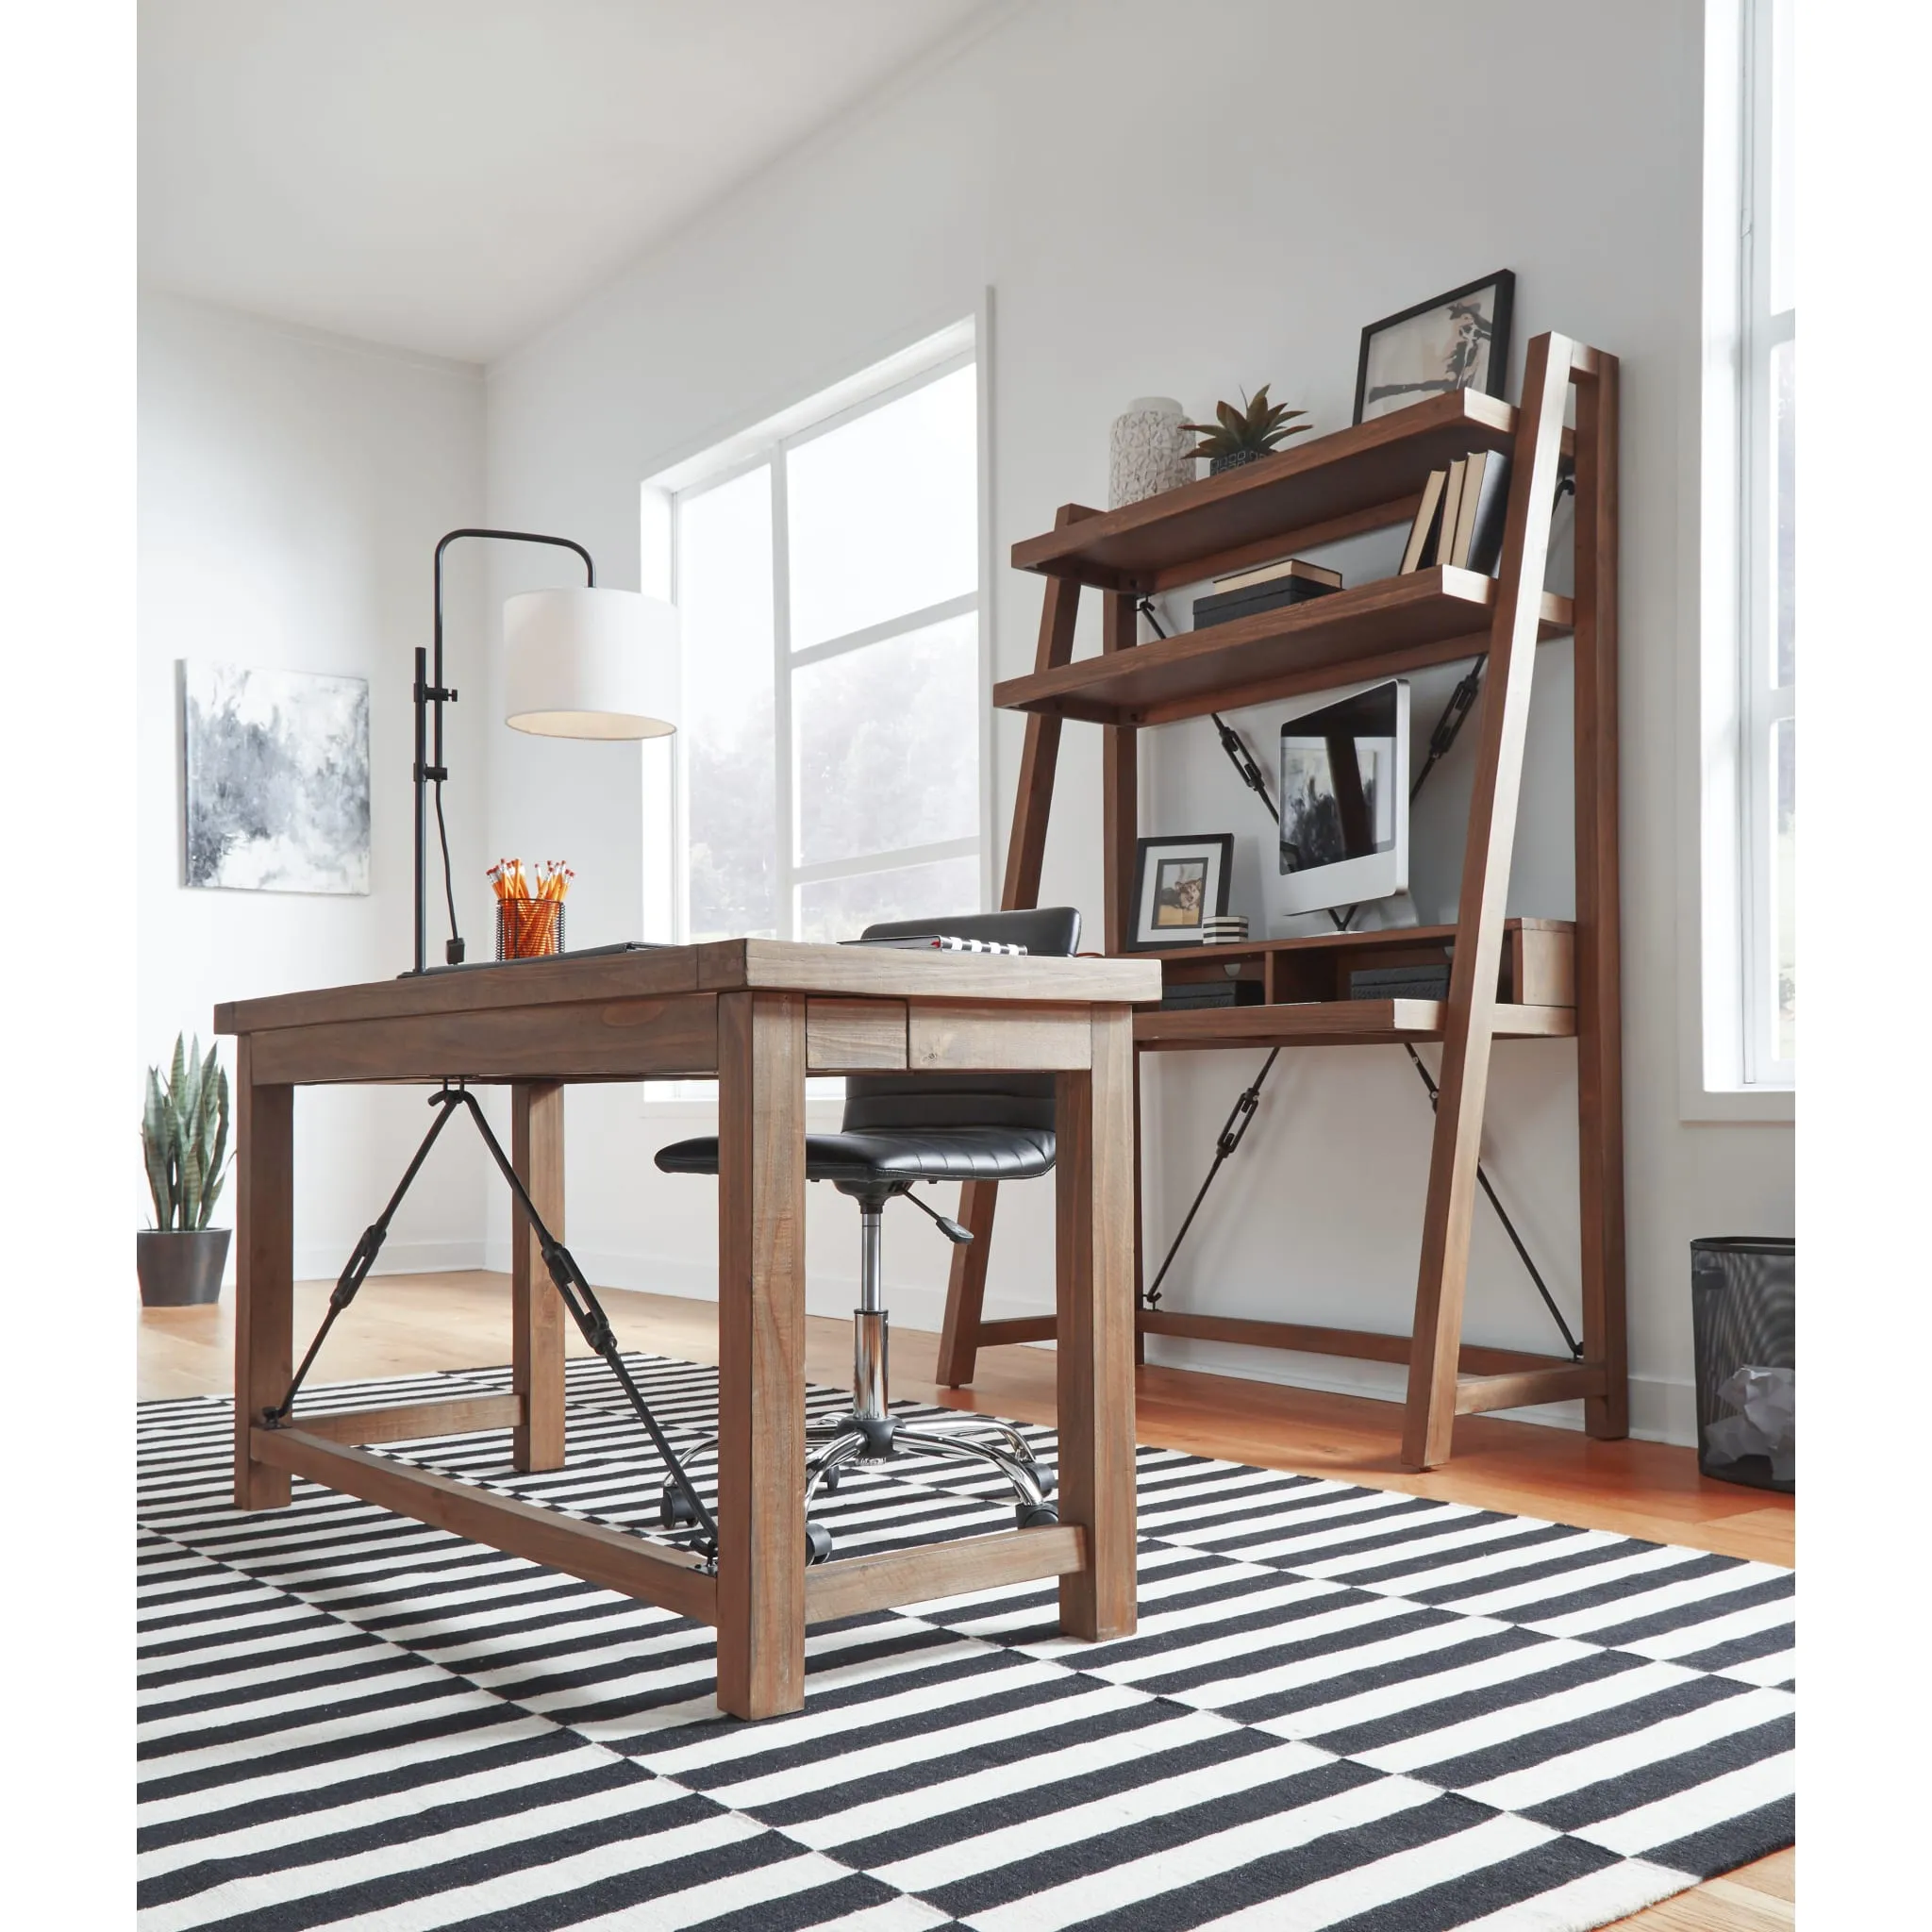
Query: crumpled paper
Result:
<box><xmin>1704</xmin><ymin>1364</ymin><xmax>1795</xmax><ymax>1482</ymax></box>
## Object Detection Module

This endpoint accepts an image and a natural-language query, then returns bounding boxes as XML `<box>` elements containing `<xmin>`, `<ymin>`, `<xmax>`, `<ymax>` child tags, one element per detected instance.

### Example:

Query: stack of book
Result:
<box><xmin>1159</xmin><ymin>980</ymin><xmax>1264</xmax><ymax>1012</ymax></box>
<box><xmin>1399</xmin><ymin>449</ymin><xmax>1511</xmax><ymax>576</ymax></box>
<box><xmin>1348</xmin><ymin>962</ymin><xmax>1452</xmax><ymax>1001</ymax></box>
<box><xmin>1192</xmin><ymin>556</ymin><xmax>1342</xmax><ymax>631</ymax></box>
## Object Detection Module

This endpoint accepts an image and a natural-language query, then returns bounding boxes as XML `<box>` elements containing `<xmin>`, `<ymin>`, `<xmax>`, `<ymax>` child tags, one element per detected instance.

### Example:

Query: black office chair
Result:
<box><xmin>655</xmin><ymin>907</ymin><xmax>1080</xmax><ymax>1561</ymax></box>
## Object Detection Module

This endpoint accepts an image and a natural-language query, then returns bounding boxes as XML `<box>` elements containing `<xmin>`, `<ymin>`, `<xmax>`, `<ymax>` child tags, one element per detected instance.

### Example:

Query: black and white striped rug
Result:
<box><xmin>139</xmin><ymin>1354</ymin><xmax>1794</xmax><ymax>1930</ymax></box>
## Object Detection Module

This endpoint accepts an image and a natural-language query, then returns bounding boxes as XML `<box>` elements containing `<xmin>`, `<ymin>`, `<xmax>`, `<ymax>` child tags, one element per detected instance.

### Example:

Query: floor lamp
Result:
<box><xmin>413</xmin><ymin>526</ymin><xmax>678</xmax><ymax>974</ymax></box>
<box><xmin>269</xmin><ymin>531</ymin><xmax>716</xmax><ymax>1554</ymax></box>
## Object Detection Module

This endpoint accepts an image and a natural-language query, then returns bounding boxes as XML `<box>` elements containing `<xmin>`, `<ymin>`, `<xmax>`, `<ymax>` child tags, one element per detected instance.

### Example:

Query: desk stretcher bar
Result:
<box><xmin>252</xmin><ymin>1421</ymin><xmax>1087</xmax><ymax>1625</ymax></box>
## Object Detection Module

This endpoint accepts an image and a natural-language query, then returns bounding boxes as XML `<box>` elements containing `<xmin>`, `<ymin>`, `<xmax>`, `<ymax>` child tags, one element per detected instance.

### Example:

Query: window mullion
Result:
<box><xmin>771</xmin><ymin>452</ymin><xmax>795</xmax><ymax>941</ymax></box>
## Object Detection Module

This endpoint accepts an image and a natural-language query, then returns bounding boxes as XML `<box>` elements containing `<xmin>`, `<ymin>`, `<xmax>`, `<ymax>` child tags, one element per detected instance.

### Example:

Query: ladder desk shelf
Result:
<box><xmin>936</xmin><ymin>333</ymin><xmax>1624</xmax><ymax>1470</ymax></box>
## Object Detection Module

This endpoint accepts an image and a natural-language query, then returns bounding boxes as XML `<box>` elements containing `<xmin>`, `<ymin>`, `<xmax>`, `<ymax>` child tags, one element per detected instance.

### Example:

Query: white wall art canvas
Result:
<box><xmin>181</xmin><ymin>661</ymin><xmax>371</xmax><ymax>893</ymax></box>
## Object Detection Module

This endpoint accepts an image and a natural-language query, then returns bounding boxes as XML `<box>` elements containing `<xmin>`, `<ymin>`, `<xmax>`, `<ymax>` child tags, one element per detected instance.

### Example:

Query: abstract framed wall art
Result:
<box><xmin>1353</xmin><ymin>270</ymin><xmax>1515</xmax><ymax>425</ymax></box>
<box><xmin>181</xmin><ymin>661</ymin><xmax>371</xmax><ymax>893</ymax></box>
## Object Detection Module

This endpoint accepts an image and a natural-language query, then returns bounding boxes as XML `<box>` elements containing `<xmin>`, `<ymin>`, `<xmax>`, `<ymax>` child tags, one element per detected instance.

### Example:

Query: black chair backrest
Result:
<box><xmin>841</xmin><ymin>908</ymin><xmax>1082</xmax><ymax>1134</ymax></box>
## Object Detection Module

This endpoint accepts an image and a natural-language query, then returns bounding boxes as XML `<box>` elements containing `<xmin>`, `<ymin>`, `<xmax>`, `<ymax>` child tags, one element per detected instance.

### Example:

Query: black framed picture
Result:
<box><xmin>1127</xmin><ymin>834</ymin><xmax>1234</xmax><ymax>950</ymax></box>
<box><xmin>1352</xmin><ymin>271</ymin><xmax>1515</xmax><ymax>425</ymax></box>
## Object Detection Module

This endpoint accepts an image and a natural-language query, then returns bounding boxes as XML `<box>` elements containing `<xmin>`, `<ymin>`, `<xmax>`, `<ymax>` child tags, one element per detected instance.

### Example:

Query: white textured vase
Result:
<box><xmin>1108</xmin><ymin>396</ymin><xmax>1193</xmax><ymax>509</ymax></box>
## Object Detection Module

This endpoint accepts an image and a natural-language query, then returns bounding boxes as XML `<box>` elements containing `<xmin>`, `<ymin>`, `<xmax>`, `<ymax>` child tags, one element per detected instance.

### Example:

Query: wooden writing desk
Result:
<box><xmin>215</xmin><ymin>940</ymin><xmax>1159</xmax><ymax>1719</ymax></box>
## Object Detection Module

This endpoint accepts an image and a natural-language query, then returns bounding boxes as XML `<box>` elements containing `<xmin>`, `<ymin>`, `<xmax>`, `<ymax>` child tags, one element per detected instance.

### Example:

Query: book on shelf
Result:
<box><xmin>1399</xmin><ymin>452</ymin><xmax>1514</xmax><ymax>575</ymax></box>
<box><xmin>1399</xmin><ymin>468</ymin><xmax>1449</xmax><ymax>574</ymax></box>
<box><xmin>1445</xmin><ymin>449</ymin><xmax>1511</xmax><ymax>574</ymax></box>
<box><xmin>1434</xmin><ymin>458</ymin><xmax>1468</xmax><ymax>571</ymax></box>
<box><xmin>1348</xmin><ymin>963</ymin><xmax>1452</xmax><ymax>1000</ymax></box>
<box><xmin>1159</xmin><ymin>980</ymin><xmax>1263</xmax><ymax>1011</ymax></box>
<box><xmin>1192</xmin><ymin>573</ymin><xmax>1341</xmax><ymax>631</ymax></box>
<box><xmin>1212</xmin><ymin>556</ymin><xmax>1344</xmax><ymax>594</ymax></box>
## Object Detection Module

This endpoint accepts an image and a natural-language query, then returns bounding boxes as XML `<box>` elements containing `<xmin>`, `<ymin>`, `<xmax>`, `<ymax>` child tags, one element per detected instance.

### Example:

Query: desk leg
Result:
<box><xmin>716</xmin><ymin>991</ymin><xmax>808</xmax><ymax>1719</ymax></box>
<box><xmin>234</xmin><ymin>1040</ymin><xmax>292</xmax><ymax>1511</ymax></box>
<box><xmin>512</xmin><ymin>1082</ymin><xmax>567</xmax><ymax>1473</ymax></box>
<box><xmin>1056</xmin><ymin>1008</ymin><xmax>1138</xmax><ymax>1641</ymax></box>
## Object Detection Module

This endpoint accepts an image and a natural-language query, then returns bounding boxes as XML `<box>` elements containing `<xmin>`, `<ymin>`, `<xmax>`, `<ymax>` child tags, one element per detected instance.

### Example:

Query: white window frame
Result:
<box><xmin>637</xmin><ymin>311</ymin><xmax>993</xmax><ymax>1106</ymax></box>
<box><xmin>1738</xmin><ymin>0</ymin><xmax>1794</xmax><ymax>1088</ymax></box>
<box><xmin>1686</xmin><ymin>0</ymin><xmax>1795</xmax><ymax>1119</ymax></box>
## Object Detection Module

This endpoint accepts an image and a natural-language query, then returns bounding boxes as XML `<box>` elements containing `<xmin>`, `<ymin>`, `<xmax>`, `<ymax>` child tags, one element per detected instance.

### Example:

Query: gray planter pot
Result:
<box><xmin>138</xmin><ymin>1227</ymin><xmax>231</xmax><ymax>1307</ymax></box>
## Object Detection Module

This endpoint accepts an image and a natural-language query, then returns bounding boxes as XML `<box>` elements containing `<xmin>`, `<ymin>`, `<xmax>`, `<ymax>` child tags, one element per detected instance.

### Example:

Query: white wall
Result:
<box><xmin>476</xmin><ymin>0</ymin><xmax>1791</xmax><ymax>1440</ymax></box>
<box><xmin>139</xmin><ymin>294</ymin><xmax>492</xmax><ymax>1277</ymax></box>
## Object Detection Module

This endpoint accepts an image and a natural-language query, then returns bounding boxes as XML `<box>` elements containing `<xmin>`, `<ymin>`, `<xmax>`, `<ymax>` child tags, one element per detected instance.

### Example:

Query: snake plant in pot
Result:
<box><xmin>138</xmin><ymin>1034</ymin><xmax>232</xmax><ymax>1306</ymax></box>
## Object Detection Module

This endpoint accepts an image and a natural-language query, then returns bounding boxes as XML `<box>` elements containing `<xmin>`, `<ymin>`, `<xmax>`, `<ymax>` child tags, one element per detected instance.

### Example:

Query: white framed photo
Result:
<box><xmin>1128</xmin><ymin>834</ymin><xmax>1233</xmax><ymax>950</ymax></box>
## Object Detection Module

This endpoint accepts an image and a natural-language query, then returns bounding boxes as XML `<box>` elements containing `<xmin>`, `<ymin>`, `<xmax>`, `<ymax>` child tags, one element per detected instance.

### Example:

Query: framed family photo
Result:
<box><xmin>1127</xmin><ymin>833</ymin><xmax>1233</xmax><ymax>950</ymax></box>
<box><xmin>1353</xmin><ymin>270</ymin><xmax>1515</xmax><ymax>425</ymax></box>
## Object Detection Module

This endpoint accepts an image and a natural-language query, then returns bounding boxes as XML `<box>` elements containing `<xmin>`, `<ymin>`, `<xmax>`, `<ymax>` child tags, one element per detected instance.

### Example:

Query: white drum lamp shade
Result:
<box><xmin>503</xmin><ymin>587</ymin><xmax>679</xmax><ymax>739</ymax></box>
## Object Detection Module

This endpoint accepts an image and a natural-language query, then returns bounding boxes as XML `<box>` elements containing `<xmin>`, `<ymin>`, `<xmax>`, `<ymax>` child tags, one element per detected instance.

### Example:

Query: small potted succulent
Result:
<box><xmin>1182</xmin><ymin>385</ymin><xmax>1311</xmax><ymax>475</ymax></box>
<box><xmin>138</xmin><ymin>1034</ymin><xmax>232</xmax><ymax>1306</ymax></box>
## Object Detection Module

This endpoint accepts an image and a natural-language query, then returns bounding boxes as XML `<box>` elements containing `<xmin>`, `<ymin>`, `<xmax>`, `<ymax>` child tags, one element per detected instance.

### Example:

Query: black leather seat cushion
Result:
<box><xmin>655</xmin><ymin>907</ymin><xmax>1078</xmax><ymax>1191</ymax></box>
<box><xmin>655</xmin><ymin>1125</ymin><xmax>1055</xmax><ymax>1186</ymax></box>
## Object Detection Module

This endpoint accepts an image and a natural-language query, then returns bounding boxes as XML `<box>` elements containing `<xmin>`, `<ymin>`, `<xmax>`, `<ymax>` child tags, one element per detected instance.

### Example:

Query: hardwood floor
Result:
<box><xmin>139</xmin><ymin>1269</ymin><xmax>1794</xmax><ymax>1930</ymax></box>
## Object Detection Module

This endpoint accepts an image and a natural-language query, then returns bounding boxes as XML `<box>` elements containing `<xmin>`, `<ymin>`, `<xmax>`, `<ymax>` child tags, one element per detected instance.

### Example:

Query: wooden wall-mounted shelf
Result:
<box><xmin>937</xmin><ymin>332</ymin><xmax>1625</xmax><ymax>1472</ymax></box>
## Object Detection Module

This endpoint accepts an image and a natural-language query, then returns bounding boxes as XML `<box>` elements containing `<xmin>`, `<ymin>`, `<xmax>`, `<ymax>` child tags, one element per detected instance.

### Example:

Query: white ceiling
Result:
<box><xmin>140</xmin><ymin>0</ymin><xmax>999</xmax><ymax>363</ymax></box>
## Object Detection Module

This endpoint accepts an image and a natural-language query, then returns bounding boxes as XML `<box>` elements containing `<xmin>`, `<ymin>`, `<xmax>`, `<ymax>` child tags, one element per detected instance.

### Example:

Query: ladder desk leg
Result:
<box><xmin>511</xmin><ymin>1081</ymin><xmax>568</xmax><ymax>1473</ymax></box>
<box><xmin>1574</xmin><ymin>350</ymin><xmax>1629</xmax><ymax>1440</ymax></box>
<box><xmin>715</xmin><ymin>991</ymin><xmax>808</xmax><ymax>1719</ymax></box>
<box><xmin>1404</xmin><ymin>332</ymin><xmax>1574</xmax><ymax>1470</ymax></box>
<box><xmin>937</xmin><ymin>1180</ymin><xmax>999</xmax><ymax>1388</ymax></box>
<box><xmin>936</xmin><ymin>534</ymin><xmax>1086</xmax><ymax>1387</ymax></box>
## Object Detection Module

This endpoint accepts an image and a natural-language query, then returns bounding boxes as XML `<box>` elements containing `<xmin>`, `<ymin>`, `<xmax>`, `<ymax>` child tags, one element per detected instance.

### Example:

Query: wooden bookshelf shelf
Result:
<box><xmin>994</xmin><ymin>567</ymin><xmax>1574</xmax><ymax>726</ymax></box>
<box><xmin>1122</xmin><ymin>916</ymin><xmax>1569</xmax><ymax>968</ymax></box>
<box><xmin>1009</xmin><ymin>390</ymin><xmax>1548</xmax><ymax>594</ymax></box>
<box><xmin>1133</xmin><ymin>917</ymin><xmax>1575</xmax><ymax>1013</ymax></box>
<box><xmin>1135</xmin><ymin>998</ymin><xmax>1576</xmax><ymax>1053</ymax></box>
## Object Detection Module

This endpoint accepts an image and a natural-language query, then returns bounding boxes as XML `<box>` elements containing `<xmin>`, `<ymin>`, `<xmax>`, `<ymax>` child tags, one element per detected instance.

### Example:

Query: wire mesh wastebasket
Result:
<box><xmin>1690</xmin><ymin>1236</ymin><xmax>1794</xmax><ymax>1492</ymax></box>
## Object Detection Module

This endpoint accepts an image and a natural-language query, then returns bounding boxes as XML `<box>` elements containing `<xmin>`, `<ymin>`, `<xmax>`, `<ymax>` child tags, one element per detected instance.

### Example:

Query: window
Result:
<box><xmin>1697</xmin><ymin>0</ymin><xmax>1794</xmax><ymax>1106</ymax></box>
<box><xmin>669</xmin><ymin>354</ymin><xmax>985</xmax><ymax>946</ymax></box>
<box><xmin>1740</xmin><ymin>0</ymin><xmax>1795</xmax><ymax>1083</ymax></box>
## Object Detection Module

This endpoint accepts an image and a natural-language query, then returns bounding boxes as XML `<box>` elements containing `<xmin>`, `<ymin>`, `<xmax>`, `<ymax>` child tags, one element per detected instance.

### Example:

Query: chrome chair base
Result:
<box><xmin>658</xmin><ymin>1193</ymin><xmax>1059</xmax><ymax>1560</ymax></box>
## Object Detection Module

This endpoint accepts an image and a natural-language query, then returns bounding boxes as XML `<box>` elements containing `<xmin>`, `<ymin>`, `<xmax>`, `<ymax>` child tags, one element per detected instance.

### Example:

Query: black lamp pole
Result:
<box><xmin>412</xmin><ymin>527</ymin><xmax>596</xmax><ymax>975</ymax></box>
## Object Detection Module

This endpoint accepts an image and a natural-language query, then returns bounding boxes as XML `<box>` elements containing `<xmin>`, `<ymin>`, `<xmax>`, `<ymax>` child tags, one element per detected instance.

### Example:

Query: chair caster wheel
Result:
<box><xmin>659</xmin><ymin>1487</ymin><xmax>699</xmax><ymax>1531</ymax></box>
<box><xmin>1016</xmin><ymin>1502</ymin><xmax>1059</xmax><ymax>1529</ymax></box>
<box><xmin>1032</xmin><ymin>1467</ymin><xmax>1055</xmax><ymax>1498</ymax></box>
<box><xmin>805</xmin><ymin>1520</ymin><xmax>835</xmax><ymax>1565</ymax></box>
<box><xmin>821</xmin><ymin>1471</ymin><xmax>841</xmax><ymax>1495</ymax></box>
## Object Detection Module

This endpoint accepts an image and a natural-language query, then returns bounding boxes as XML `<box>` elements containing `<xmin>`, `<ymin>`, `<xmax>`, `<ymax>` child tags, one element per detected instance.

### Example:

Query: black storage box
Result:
<box><xmin>1690</xmin><ymin>1236</ymin><xmax>1794</xmax><ymax>1491</ymax></box>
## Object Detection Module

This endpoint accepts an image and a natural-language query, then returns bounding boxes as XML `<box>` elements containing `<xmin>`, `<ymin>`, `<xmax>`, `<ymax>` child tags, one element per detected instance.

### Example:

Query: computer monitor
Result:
<box><xmin>1273</xmin><ymin>677</ymin><xmax>1410</xmax><ymax>918</ymax></box>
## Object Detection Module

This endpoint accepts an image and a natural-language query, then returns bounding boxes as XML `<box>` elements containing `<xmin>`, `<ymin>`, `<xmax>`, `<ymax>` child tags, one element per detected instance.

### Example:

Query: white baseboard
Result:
<box><xmin>473</xmin><ymin>1239</ymin><xmax>1698</xmax><ymax>1449</ymax></box>
<box><xmin>484</xmin><ymin>1241</ymin><xmax>1048</xmax><ymax>1338</ymax></box>
<box><xmin>1141</xmin><ymin>1333</ymin><xmax>1698</xmax><ymax>1447</ymax></box>
<box><xmin>294</xmin><ymin>1238</ymin><xmax>488</xmax><ymax>1283</ymax></box>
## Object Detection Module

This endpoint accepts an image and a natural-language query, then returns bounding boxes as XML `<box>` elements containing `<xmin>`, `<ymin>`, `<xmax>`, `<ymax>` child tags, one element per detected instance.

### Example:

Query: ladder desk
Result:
<box><xmin>937</xmin><ymin>330</ymin><xmax>1624</xmax><ymax>1471</ymax></box>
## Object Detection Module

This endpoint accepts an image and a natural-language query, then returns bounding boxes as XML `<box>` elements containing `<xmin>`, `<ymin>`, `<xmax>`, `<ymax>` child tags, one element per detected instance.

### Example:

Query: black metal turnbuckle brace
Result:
<box><xmin>1133</xmin><ymin>596</ymin><xmax>1578</xmax><ymax>1358</ymax></box>
<box><xmin>259</xmin><ymin>1085</ymin><xmax>722</xmax><ymax>1558</ymax></box>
